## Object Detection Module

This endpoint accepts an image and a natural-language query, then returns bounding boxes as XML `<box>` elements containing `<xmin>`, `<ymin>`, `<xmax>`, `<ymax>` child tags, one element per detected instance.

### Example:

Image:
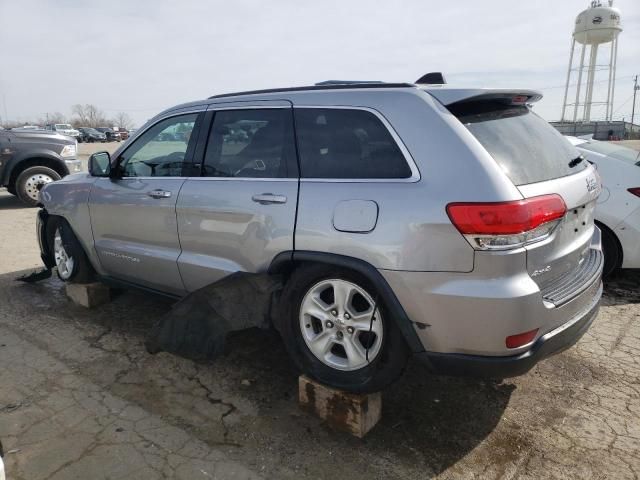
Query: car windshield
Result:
<box><xmin>579</xmin><ymin>141</ymin><xmax>640</xmax><ymax>166</ymax></box>
<box><xmin>450</xmin><ymin>101</ymin><xmax>586</xmax><ymax>185</ymax></box>
<box><xmin>56</xmin><ymin>124</ymin><xmax>72</xmax><ymax>130</ymax></box>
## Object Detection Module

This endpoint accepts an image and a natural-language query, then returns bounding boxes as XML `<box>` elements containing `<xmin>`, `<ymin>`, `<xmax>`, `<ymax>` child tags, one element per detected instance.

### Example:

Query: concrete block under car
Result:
<box><xmin>65</xmin><ymin>282</ymin><xmax>111</xmax><ymax>308</ymax></box>
<box><xmin>298</xmin><ymin>375</ymin><xmax>381</xmax><ymax>438</ymax></box>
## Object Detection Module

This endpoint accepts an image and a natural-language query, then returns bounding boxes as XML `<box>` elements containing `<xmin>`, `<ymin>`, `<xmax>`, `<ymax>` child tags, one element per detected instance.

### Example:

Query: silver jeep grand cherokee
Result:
<box><xmin>36</xmin><ymin>77</ymin><xmax>603</xmax><ymax>392</ymax></box>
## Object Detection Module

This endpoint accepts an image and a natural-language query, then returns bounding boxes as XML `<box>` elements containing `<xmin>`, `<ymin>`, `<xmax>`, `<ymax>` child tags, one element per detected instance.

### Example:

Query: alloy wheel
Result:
<box><xmin>299</xmin><ymin>279</ymin><xmax>384</xmax><ymax>371</ymax></box>
<box><xmin>53</xmin><ymin>228</ymin><xmax>74</xmax><ymax>280</ymax></box>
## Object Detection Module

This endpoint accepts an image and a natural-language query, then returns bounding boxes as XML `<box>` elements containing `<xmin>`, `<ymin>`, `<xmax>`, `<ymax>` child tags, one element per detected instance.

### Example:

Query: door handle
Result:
<box><xmin>251</xmin><ymin>193</ymin><xmax>287</xmax><ymax>205</ymax></box>
<box><xmin>147</xmin><ymin>189</ymin><xmax>172</xmax><ymax>199</ymax></box>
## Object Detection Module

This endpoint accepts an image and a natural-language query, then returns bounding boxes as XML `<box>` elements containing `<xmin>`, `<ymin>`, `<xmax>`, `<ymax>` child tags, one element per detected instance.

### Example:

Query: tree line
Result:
<box><xmin>1</xmin><ymin>104</ymin><xmax>134</xmax><ymax>130</ymax></box>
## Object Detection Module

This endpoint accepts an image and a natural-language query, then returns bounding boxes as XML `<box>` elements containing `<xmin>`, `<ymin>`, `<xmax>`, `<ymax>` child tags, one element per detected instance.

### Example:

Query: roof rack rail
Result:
<box><xmin>315</xmin><ymin>80</ymin><xmax>385</xmax><ymax>86</ymax></box>
<box><xmin>208</xmin><ymin>83</ymin><xmax>415</xmax><ymax>100</ymax></box>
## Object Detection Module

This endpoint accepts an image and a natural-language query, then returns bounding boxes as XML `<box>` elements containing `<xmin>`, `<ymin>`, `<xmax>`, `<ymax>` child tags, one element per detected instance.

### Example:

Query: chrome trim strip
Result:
<box><xmin>112</xmin><ymin>177</ymin><xmax>188</xmax><ymax>180</ymax></box>
<box><xmin>114</xmin><ymin>177</ymin><xmax>298</xmax><ymax>182</ymax></box>
<box><xmin>207</xmin><ymin>101</ymin><xmax>292</xmax><ymax>111</ymax></box>
<box><xmin>185</xmin><ymin>177</ymin><xmax>297</xmax><ymax>182</ymax></box>
<box><xmin>117</xmin><ymin>105</ymin><xmax>421</xmax><ymax>184</ymax></box>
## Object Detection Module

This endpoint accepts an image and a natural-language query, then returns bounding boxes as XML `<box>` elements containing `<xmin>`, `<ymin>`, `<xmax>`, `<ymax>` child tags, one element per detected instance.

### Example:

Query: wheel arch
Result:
<box><xmin>7</xmin><ymin>156</ymin><xmax>69</xmax><ymax>190</ymax></box>
<box><xmin>595</xmin><ymin>220</ymin><xmax>623</xmax><ymax>270</ymax></box>
<box><xmin>38</xmin><ymin>211</ymin><xmax>96</xmax><ymax>272</ymax></box>
<box><xmin>269</xmin><ymin>250</ymin><xmax>425</xmax><ymax>353</ymax></box>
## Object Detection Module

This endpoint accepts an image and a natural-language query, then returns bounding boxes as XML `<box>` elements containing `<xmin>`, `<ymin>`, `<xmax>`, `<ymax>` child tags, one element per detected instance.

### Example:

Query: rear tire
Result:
<box><xmin>46</xmin><ymin>217</ymin><xmax>94</xmax><ymax>283</ymax></box>
<box><xmin>15</xmin><ymin>166</ymin><xmax>61</xmax><ymax>207</ymax></box>
<box><xmin>277</xmin><ymin>264</ymin><xmax>409</xmax><ymax>393</ymax></box>
<box><xmin>599</xmin><ymin>223</ymin><xmax>621</xmax><ymax>278</ymax></box>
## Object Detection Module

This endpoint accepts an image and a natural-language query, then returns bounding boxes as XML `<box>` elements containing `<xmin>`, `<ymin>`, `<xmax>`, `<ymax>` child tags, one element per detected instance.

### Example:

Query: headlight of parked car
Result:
<box><xmin>60</xmin><ymin>144</ymin><xmax>77</xmax><ymax>158</ymax></box>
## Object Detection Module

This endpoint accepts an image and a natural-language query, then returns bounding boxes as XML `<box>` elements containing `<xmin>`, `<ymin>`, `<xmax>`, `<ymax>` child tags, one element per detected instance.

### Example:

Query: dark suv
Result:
<box><xmin>0</xmin><ymin>128</ymin><xmax>80</xmax><ymax>206</ymax></box>
<box><xmin>95</xmin><ymin>127</ymin><xmax>121</xmax><ymax>142</ymax></box>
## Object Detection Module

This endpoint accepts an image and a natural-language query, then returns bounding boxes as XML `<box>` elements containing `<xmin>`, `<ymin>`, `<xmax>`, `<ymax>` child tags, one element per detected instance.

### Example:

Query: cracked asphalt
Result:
<box><xmin>1</xmin><ymin>179</ymin><xmax>639</xmax><ymax>479</ymax></box>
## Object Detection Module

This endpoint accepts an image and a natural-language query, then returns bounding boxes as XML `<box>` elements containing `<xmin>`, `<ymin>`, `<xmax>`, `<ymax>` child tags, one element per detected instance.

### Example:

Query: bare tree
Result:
<box><xmin>39</xmin><ymin>112</ymin><xmax>67</xmax><ymax>125</ymax></box>
<box><xmin>71</xmin><ymin>104</ymin><xmax>108</xmax><ymax>128</ymax></box>
<box><xmin>113</xmin><ymin>112</ymin><xmax>134</xmax><ymax>130</ymax></box>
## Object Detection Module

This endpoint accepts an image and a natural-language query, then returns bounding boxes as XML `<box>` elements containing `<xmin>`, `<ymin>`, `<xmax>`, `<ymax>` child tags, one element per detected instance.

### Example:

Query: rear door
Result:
<box><xmin>89</xmin><ymin>112</ymin><xmax>203</xmax><ymax>295</ymax></box>
<box><xmin>176</xmin><ymin>101</ymin><xmax>299</xmax><ymax>291</ymax></box>
<box><xmin>449</xmin><ymin>99</ymin><xmax>601</xmax><ymax>296</ymax></box>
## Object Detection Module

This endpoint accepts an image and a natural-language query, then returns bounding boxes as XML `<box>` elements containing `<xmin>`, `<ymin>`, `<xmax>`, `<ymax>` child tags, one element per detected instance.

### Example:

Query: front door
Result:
<box><xmin>176</xmin><ymin>103</ymin><xmax>299</xmax><ymax>291</ymax></box>
<box><xmin>89</xmin><ymin>112</ymin><xmax>202</xmax><ymax>295</ymax></box>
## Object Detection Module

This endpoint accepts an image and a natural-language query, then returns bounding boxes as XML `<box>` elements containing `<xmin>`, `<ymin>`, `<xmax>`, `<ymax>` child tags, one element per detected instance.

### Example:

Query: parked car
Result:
<box><xmin>35</xmin><ymin>78</ymin><xmax>603</xmax><ymax>392</ymax></box>
<box><xmin>0</xmin><ymin>128</ymin><xmax>80</xmax><ymax>206</ymax></box>
<box><xmin>45</xmin><ymin>123</ymin><xmax>80</xmax><ymax>141</ymax></box>
<box><xmin>566</xmin><ymin>136</ymin><xmax>640</xmax><ymax>276</ymax></box>
<box><xmin>112</xmin><ymin>127</ymin><xmax>129</xmax><ymax>140</ymax></box>
<box><xmin>95</xmin><ymin>127</ymin><xmax>121</xmax><ymax>142</ymax></box>
<box><xmin>78</xmin><ymin>127</ymin><xmax>107</xmax><ymax>143</ymax></box>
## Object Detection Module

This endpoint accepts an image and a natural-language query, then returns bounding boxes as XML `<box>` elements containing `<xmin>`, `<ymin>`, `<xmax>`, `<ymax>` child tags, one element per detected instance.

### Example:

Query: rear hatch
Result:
<box><xmin>442</xmin><ymin>92</ymin><xmax>601</xmax><ymax>303</ymax></box>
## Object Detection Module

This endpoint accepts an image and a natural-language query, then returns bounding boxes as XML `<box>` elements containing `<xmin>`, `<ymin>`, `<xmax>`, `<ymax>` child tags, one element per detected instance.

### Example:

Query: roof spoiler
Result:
<box><xmin>426</xmin><ymin>88</ymin><xmax>543</xmax><ymax>106</ymax></box>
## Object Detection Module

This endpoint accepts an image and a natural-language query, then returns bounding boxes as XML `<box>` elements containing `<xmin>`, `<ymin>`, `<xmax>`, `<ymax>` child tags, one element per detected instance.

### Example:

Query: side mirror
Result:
<box><xmin>88</xmin><ymin>152</ymin><xmax>111</xmax><ymax>177</ymax></box>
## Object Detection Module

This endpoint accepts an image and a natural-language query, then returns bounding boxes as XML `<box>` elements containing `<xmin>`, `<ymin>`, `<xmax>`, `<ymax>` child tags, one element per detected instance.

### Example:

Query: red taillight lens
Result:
<box><xmin>446</xmin><ymin>194</ymin><xmax>566</xmax><ymax>235</ymax></box>
<box><xmin>628</xmin><ymin>188</ymin><xmax>640</xmax><ymax>198</ymax></box>
<box><xmin>506</xmin><ymin>328</ymin><xmax>539</xmax><ymax>349</ymax></box>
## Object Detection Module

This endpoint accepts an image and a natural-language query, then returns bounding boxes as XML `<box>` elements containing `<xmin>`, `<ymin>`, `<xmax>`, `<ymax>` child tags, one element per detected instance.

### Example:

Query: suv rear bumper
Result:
<box><xmin>415</xmin><ymin>285</ymin><xmax>600</xmax><ymax>378</ymax></box>
<box><xmin>381</xmin><ymin>228</ymin><xmax>603</xmax><ymax>376</ymax></box>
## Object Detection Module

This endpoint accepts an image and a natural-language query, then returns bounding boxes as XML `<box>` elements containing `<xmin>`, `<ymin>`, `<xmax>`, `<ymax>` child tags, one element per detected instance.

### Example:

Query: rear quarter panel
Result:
<box><xmin>291</xmin><ymin>89</ymin><xmax>523</xmax><ymax>272</ymax></box>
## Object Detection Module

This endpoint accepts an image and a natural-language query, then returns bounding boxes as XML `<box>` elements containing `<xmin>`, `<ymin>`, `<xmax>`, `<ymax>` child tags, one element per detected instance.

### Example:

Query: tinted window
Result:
<box><xmin>295</xmin><ymin>108</ymin><xmax>411</xmax><ymax>179</ymax></box>
<box><xmin>450</xmin><ymin>102</ymin><xmax>587</xmax><ymax>186</ymax></box>
<box><xmin>579</xmin><ymin>141</ymin><xmax>640</xmax><ymax>166</ymax></box>
<box><xmin>202</xmin><ymin>109</ymin><xmax>296</xmax><ymax>178</ymax></box>
<box><xmin>118</xmin><ymin>114</ymin><xmax>198</xmax><ymax>177</ymax></box>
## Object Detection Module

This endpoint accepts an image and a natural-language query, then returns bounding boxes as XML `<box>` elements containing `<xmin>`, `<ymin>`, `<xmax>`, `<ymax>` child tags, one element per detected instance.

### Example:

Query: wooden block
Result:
<box><xmin>66</xmin><ymin>282</ymin><xmax>111</xmax><ymax>308</ymax></box>
<box><xmin>298</xmin><ymin>375</ymin><xmax>381</xmax><ymax>438</ymax></box>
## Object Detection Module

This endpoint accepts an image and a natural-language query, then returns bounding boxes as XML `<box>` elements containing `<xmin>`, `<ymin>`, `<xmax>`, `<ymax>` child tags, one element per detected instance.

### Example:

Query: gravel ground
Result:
<box><xmin>0</xmin><ymin>143</ymin><xmax>638</xmax><ymax>479</ymax></box>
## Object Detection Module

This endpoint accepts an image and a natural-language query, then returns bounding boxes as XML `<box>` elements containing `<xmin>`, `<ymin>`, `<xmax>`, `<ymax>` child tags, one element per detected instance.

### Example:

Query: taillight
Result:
<box><xmin>628</xmin><ymin>188</ymin><xmax>640</xmax><ymax>198</ymax></box>
<box><xmin>506</xmin><ymin>328</ymin><xmax>539</xmax><ymax>349</ymax></box>
<box><xmin>446</xmin><ymin>194</ymin><xmax>566</xmax><ymax>250</ymax></box>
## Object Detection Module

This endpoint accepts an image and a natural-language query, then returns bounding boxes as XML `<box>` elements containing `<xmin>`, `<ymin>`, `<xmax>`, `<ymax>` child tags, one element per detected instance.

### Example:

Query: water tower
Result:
<box><xmin>560</xmin><ymin>1</ymin><xmax>622</xmax><ymax>122</ymax></box>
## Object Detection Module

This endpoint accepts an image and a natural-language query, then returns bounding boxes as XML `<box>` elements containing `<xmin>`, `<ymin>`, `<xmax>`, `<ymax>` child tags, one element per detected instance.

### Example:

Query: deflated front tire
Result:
<box><xmin>46</xmin><ymin>217</ymin><xmax>94</xmax><ymax>283</ymax></box>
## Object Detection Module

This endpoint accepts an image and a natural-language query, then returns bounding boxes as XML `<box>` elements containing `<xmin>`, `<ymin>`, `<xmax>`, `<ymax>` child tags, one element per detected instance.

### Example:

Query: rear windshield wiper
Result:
<box><xmin>568</xmin><ymin>156</ymin><xmax>584</xmax><ymax>168</ymax></box>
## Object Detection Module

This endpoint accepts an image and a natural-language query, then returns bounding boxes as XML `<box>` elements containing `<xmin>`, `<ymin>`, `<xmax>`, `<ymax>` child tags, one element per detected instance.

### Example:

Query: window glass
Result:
<box><xmin>202</xmin><ymin>109</ymin><xmax>296</xmax><ymax>178</ymax></box>
<box><xmin>119</xmin><ymin>114</ymin><xmax>198</xmax><ymax>177</ymax></box>
<box><xmin>579</xmin><ymin>140</ymin><xmax>640</xmax><ymax>166</ymax></box>
<box><xmin>449</xmin><ymin>101</ymin><xmax>587</xmax><ymax>185</ymax></box>
<box><xmin>295</xmin><ymin>108</ymin><xmax>412</xmax><ymax>179</ymax></box>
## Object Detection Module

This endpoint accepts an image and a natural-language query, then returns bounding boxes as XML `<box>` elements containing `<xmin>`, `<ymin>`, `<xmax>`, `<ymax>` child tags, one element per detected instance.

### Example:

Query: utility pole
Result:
<box><xmin>632</xmin><ymin>75</ymin><xmax>639</xmax><ymax>126</ymax></box>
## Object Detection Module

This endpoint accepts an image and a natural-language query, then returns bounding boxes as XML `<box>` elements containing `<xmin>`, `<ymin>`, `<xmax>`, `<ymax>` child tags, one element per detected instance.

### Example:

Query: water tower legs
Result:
<box><xmin>573</xmin><ymin>43</ymin><xmax>587</xmax><ymax>122</ymax></box>
<box><xmin>610</xmin><ymin>36</ymin><xmax>619</xmax><ymax>120</ymax></box>
<box><xmin>584</xmin><ymin>44</ymin><xmax>599</xmax><ymax>121</ymax></box>
<box><xmin>605</xmin><ymin>40</ymin><xmax>615</xmax><ymax>120</ymax></box>
<box><xmin>561</xmin><ymin>38</ymin><xmax>576</xmax><ymax>122</ymax></box>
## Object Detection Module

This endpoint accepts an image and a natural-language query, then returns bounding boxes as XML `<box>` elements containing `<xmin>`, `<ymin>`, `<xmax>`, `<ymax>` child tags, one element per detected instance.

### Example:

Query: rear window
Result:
<box><xmin>450</xmin><ymin>101</ymin><xmax>586</xmax><ymax>185</ymax></box>
<box><xmin>578</xmin><ymin>141</ymin><xmax>640</xmax><ymax>166</ymax></box>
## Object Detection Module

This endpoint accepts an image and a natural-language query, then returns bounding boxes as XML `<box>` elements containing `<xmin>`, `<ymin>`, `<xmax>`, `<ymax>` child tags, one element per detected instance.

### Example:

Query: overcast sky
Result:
<box><xmin>1</xmin><ymin>0</ymin><xmax>638</xmax><ymax>127</ymax></box>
